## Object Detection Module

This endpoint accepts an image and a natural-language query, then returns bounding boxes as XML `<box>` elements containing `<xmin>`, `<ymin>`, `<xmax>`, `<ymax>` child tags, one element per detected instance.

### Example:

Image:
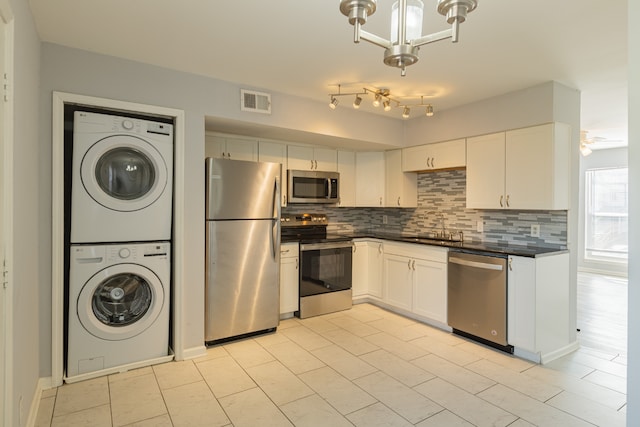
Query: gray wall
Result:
<box><xmin>578</xmin><ymin>147</ymin><xmax>628</xmax><ymax>275</ymax></box>
<box><xmin>38</xmin><ymin>43</ymin><xmax>579</xmax><ymax>381</ymax></box>
<box><xmin>10</xmin><ymin>0</ymin><xmax>42</xmax><ymax>424</ymax></box>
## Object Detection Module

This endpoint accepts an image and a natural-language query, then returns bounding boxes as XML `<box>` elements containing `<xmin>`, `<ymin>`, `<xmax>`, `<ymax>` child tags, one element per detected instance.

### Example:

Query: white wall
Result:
<box><xmin>626</xmin><ymin>1</ymin><xmax>639</xmax><ymax>424</ymax></box>
<box><xmin>10</xmin><ymin>0</ymin><xmax>41</xmax><ymax>424</ymax></box>
<box><xmin>578</xmin><ymin>147</ymin><xmax>628</xmax><ymax>276</ymax></box>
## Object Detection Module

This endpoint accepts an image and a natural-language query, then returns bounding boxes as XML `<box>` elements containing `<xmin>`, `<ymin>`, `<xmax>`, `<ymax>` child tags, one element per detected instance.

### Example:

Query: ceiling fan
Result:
<box><xmin>579</xmin><ymin>130</ymin><xmax>625</xmax><ymax>156</ymax></box>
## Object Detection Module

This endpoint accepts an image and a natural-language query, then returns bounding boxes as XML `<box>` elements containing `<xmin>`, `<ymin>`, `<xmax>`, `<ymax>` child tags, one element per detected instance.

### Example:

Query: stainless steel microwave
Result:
<box><xmin>287</xmin><ymin>170</ymin><xmax>339</xmax><ymax>204</ymax></box>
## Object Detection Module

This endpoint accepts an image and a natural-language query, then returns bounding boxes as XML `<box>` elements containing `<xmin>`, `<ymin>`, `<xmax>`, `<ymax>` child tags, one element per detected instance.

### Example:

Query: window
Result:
<box><xmin>585</xmin><ymin>167</ymin><xmax>628</xmax><ymax>262</ymax></box>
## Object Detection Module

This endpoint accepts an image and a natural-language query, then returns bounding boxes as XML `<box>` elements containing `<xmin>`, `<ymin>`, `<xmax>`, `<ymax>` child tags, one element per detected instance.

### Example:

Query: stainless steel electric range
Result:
<box><xmin>281</xmin><ymin>214</ymin><xmax>353</xmax><ymax>319</ymax></box>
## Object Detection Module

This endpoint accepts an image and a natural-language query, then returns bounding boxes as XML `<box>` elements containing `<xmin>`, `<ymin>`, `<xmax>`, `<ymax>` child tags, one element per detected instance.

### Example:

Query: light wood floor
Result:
<box><xmin>577</xmin><ymin>271</ymin><xmax>628</xmax><ymax>356</ymax></box>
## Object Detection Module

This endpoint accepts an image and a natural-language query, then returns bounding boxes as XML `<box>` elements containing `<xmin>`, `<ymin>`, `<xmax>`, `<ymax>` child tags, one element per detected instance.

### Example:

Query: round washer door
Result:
<box><xmin>80</xmin><ymin>135</ymin><xmax>168</xmax><ymax>212</ymax></box>
<box><xmin>77</xmin><ymin>263</ymin><xmax>165</xmax><ymax>341</ymax></box>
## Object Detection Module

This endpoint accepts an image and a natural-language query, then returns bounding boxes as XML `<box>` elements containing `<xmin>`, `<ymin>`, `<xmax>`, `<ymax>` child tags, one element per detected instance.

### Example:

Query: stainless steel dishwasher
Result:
<box><xmin>447</xmin><ymin>250</ymin><xmax>514</xmax><ymax>353</ymax></box>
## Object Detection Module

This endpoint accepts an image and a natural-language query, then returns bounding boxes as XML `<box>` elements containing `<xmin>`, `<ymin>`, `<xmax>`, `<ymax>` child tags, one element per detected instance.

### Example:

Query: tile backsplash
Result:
<box><xmin>283</xmin><ymin>169</ymin><xmax>567</xmax><ymax>248</ymax></box>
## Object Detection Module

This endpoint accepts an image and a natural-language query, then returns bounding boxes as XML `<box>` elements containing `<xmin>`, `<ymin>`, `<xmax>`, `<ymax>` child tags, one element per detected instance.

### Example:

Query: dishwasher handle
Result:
<box><xmin>449</xmin><ymin>256</ymin><xmax>504</xmax><ymax>271</ymax></box>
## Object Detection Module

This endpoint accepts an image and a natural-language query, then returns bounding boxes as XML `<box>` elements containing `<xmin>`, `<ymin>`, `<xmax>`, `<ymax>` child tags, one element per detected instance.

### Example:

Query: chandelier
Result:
<box><xmin>339</xmin><ymin>0</ymin><xmax>478</xmax><ymax>76</ymax></box>
<box><xmin>328</xmin><ymin>84</ymin><xmax>435</xmax><ymax>119</ymax></box>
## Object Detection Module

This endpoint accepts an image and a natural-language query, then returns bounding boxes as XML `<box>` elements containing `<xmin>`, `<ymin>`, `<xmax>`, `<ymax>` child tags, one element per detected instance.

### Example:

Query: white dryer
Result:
<box><xmin>70</xmin><ymin>111</ymin><xmax>173</xmax><ymax>243</ymax></box>
<box><xmin>67</xmin><ymin>242</ymin><xmax>170</xmax><ymax>378</ymax></box>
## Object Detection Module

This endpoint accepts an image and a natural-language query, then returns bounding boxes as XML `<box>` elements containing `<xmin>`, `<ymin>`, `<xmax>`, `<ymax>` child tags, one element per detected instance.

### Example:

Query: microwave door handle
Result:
<box><xmin>326</xmin><ymin>178</ymin><xmax>331</xmax><ymax>199</ymax></box>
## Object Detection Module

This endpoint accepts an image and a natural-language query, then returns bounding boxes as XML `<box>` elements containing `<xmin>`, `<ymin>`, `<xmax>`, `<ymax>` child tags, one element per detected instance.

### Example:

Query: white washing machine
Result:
<box><xmin>70</xmin><ymin>111</ymin><xmax>173</xmax><ymax>243</ymax></box>
<box><xmin>67</xmin><ymin>241</ymin><xmax>171</xmax><ymax>378</ymax></box>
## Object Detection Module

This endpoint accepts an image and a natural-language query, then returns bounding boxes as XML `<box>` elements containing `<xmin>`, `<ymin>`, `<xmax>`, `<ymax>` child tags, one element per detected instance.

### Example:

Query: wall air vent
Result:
<box><xmin>241</xmin><ymin>89</ymin><xmax>271</xmax><ymax>114</ymax></box>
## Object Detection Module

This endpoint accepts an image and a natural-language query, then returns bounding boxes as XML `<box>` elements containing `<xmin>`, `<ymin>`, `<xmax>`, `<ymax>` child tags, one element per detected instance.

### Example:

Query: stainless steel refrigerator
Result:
<box><xmin>205</xmin><ymin>157</ymin><xmax>281</xmax><ymax>343</ymax></box>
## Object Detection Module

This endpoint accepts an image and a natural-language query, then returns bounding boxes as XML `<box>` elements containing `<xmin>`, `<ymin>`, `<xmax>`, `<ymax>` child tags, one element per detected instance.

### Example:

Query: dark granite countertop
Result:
<box><xmin>326</xmin><ymin>231</ymin><xmax>568</xmax><ymax>258</ymax></box>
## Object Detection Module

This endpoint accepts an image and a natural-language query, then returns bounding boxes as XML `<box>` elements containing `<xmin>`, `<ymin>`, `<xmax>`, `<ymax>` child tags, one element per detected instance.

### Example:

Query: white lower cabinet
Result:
<box><xmin>279</xmin><ymin>243</ymin><xmax>299</xmax><ymax>316</ymax></box>
<box><xmin>381</xmin><ymin>242</ymin><xmax>448</xmax><ymax>324</ymax></box>
<box><xmin>507</xmin><ymin>252</ymin><xmax>573</xmax><ymax>363</ymax></box>
<box><xmin>352</xmin><ymin>239</ymin><xmax>383</xmax><ymax>299</ymax></box>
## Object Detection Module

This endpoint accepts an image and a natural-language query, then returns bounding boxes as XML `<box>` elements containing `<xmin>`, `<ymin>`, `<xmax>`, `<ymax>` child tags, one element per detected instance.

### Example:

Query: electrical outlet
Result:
<box><xmin>531</xmin><ymin>224</ymin><xmax>540</xmax><ymax>238</ymax></box>
<box><xmin>382</xmin><ymin>215</ymin><xmax>388</xmax><ymax>225</ymax></box>
<box><xmin>476</xmin><ymin>220</ymin><xmax>483</xmax><ymax>232</ymax></box>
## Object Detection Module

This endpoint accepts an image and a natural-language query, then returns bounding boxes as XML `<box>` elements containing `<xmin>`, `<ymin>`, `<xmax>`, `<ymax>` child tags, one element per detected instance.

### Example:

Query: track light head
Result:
<box><xmin>329</xmin><ymin>96</ymin><xmax>339</xmax><ymax>109</ymax></box>
<box><xmin>402</xmin><ymin>106</ymin><xmax>410</xmax><ymax>119</ymax></box>
<box><xmin>425</xmin><ymin>104</ymin><xmax>434</xmax><ymax>117</ymax></box>
<box><xmin>373</xmin><ymin>93</ymin><xmax>381</xmax><ymax>107</ymax></box>
<box><xmin>383</xmin><ymin>100</ymin><xmax>391</xmax><ymax>112</ymax></box>
<box><xmin>353</xmin><ymin>95</ymin><xmax>363</xmax><ymax>109</ymax></box>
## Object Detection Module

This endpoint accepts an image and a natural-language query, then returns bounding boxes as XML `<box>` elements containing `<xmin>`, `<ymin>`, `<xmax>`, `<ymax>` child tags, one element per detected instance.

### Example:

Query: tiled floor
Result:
<box><xmin>36</xmin><ymin>300</ymin><xmax>627</xmax><ymax>427</ymax></box>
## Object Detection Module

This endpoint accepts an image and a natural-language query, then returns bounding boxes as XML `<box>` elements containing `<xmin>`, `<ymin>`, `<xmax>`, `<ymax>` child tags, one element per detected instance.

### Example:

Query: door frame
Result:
<box><xmin>51</xmin><ymin>92</ymin><xmax>186</xmax><ymax>386</ymax></box>
<box><xmin>0</xmin><ymin>0</ymin><xmax>14</xmax><ymax>425</ymax></box>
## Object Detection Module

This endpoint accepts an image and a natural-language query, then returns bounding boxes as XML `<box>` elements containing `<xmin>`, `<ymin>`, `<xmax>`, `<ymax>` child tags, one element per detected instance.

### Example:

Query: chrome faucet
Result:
<box><xmin>425</xmin><ymin>211</ymin><xmax>446</xmax><ymax>238</ymax></box>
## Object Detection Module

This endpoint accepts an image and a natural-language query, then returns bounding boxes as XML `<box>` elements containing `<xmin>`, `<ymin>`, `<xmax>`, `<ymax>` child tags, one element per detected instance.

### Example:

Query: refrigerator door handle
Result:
<box><xmin>271</xmin><ymin>176</ymin><xmax>281</xmax><ymax>260</ymax></box>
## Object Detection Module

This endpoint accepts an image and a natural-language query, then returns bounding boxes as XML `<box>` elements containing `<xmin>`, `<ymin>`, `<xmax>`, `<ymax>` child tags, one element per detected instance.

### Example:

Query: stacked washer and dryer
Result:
<box><xmin>67</xmin><ymin>111</ymin><xmax>173</xmax><ymax>378</ymax></box>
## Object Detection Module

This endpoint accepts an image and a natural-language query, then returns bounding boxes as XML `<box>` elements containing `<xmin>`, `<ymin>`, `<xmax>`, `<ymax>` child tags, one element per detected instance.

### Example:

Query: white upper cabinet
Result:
<box><xmin>258</xmin><ymin>140</ymin><xmax>288</xmax><ymax>207</ymax></box>
<box><xmin>205</xmin><ymin>134</ymin><xmax>258</xmax><ymax>162</ymax></box>
<box><xmin>466</xmin><ymin>123</ymin><xmax>570</xmax><ymax>210</ymax></box>
<box><xmin>355</xmin><ymin>151</ymin><xmax>385</xmax><ymax>207</ymax></box>
<box><xmin>287</xmin><ymin>145</ymin><xmax>338</xmax><ymax>172</ymax></box>
<box><xmin>402</xmin><ymin>139</ymin><xmax>466</xmax><ymax>172</ymax></box>
<box><xmin>385</xmin><ymin>149</ymin><xmax>417</xmax><ymax>208</ymax></box>
<box><xmin>337</xmin><ymin>150</ymin><xmax>356</xmax><ymax>207</ymax></box>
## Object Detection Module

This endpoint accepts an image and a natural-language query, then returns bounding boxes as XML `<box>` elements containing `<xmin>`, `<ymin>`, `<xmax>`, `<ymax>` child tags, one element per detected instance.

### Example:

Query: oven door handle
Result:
<box><xmin>449</xmin><ymin>257</ymin><xmax>503</xmax><ymax>271</ymax></box>
<box><xmin>300</xmin><ymin>241</ymin><xmax>353</xmax><ymax>251</ymax></box>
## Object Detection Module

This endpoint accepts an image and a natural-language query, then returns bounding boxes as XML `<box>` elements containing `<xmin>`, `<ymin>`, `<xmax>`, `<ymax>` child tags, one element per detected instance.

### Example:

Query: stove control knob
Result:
<box><xmin>122</xmin><ymin>119</ymin><xmax>134</xmax><ymax>130</ymax></box>
<box><xmin>118</xmin><ymin>248</ymin><xmax>131</xmax><ymax>259</ymax></box>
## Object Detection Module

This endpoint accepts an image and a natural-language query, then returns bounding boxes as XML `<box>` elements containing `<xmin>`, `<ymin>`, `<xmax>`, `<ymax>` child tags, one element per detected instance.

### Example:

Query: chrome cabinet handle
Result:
<box><xmin>315</xmin><ymin>160</ymin><xmax>318</xmax><ymax>169</ymax></box>
<box><xmin>281</xmin><ymin>249</ymin><xmax>290</xmax><ymax>254</ymax></box>
<box><xmin>412</xmin><ymin>260</ymin><xmax>416</xmax><ymax>270</ymax></box>
<box><xmin>379</xmin><ymin>197</ymin><xmax>383</xmax><ymax>206</ymax></box>
<box><xmin>506</xmin><ymin>195</ymin><xmax>510</xmax><ymax>207</ymax></box>
<box><xmin>310</xmin><ymin>160</ymin><xmax>314</xmax><ymax>169</ymax></box>
<box><xmin>408</xmin><ymin>259</ymin><xmax>412</xmax><ymax>269</ymax></box>
<box><xmin>296</xmin><ymin>259</ymin><xmax>298</xmax><ymax>269</ymax></box>
<box><xmin>378</xmin><ymin>244</ymin><xmax>382</xmax><ymax>254</ymax></box>
<box><xmin>499</xmin><ymin>195</ymin><xmax>504</xmax><ymax>207</ymax></box>
<box><xmin>397</xmin><ymin>197</ymin><xmax>401</xmax><ymax>206</ymax></box>
<box><xmin>508</xmin><ymin>257</ymin><xmax>512</xmax><ymax>271</ymax></box>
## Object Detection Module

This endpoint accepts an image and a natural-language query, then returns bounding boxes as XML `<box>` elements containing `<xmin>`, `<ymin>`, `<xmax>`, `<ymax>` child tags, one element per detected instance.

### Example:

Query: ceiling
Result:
<box><xmin>27</xmin><ymin>0</ymin><xmax>628</xmax><ymax>150</ymax></box>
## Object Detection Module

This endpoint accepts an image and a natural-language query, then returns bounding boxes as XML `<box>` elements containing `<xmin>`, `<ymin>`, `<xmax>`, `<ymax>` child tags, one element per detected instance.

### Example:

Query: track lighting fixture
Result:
<box><xmin>327</xmin><ymin>85</ymin><xmax>435</xmax><ymax>119</ymax></box>
<box><xmin>340</xmin><ymin>0</ymin><xmax>478</xmax><ymax>76</ymax></box>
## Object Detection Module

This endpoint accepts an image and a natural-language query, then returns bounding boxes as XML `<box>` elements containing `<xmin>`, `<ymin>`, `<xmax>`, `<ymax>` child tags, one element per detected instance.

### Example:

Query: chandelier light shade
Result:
<box><xmin>340</xmin><ymin>0</ymin><xmax>478</xmax><ymax>76</ymax></box>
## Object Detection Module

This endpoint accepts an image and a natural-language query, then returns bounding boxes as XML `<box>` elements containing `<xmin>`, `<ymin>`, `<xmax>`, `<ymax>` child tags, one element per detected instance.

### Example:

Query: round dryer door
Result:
<box><xmin>80</xmin><ymin>135</ymin><xmax>168</xmax><ymax>212</ymax></box>
<box><xmin>77</xmin><ymin>263</ymin><xmax>165</xmax><ymax>341</ymax></box>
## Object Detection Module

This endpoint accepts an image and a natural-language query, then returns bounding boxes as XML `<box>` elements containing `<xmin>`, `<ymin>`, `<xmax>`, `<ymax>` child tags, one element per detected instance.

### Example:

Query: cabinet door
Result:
<box><xmin>226</xmin><ymin>137</ymin><xmax>258</xmax><ymax>161</ymax></box>
<box><xmin>352</xmin><ymin>241</ymin><xmax>368</xmax><ymax>297</ymax></box>
<box><xmin>383</xmin><ymin>253</ymin><xmax>413</xmax><ymax>311</ymax></box>
<box><xmin>412</xmin><ymin>259</ymin><xmax>447</xmax><ymax>323</ymax></box>
<box><xmin>337</xmin><ymin>151</ymin><xmax>356</xmax><ymax>207</ymax></box>
<box><xmin>280</xmin><ymin>244</ymin><xmax>299</xmax><ymax>315</ymax></box>
<box><xmin>466</xmin><ymin>132</ymin><xmax>506</xmax><ymax>209</ymax></box>
<box><xmin>367</xmin><ymin>242</ymin><xmax>384</xmax><ymax>298</ymax></box>
<box><xmin>385</xmin><ymin>149</ymin><xmax>417</xmax><ymax>207</ymax></box>
<box><xmin>259</xmin><ymin>141</ymin><xmax>288</xmax><ymax>207</ymax></box>
<box><xmin>430</xmin><ymin>139</ymin><xmax>466</xmax><ymax>170</ymax></box>
<box><xmin>314</xmin><ymin>147</ymin><xmax>338</xmax><ymax>172</ymax></box>
<box><xmin>355</xmin><ymin>151</ymin><xmax>385</xmax><ymax>207</ymax></box>
<box><xmin>507</xmin><ymin>256</ymin><xmax>536</xmax><ymax>351</ymax></box>
<box><xmin>205</xmin><ymin>135</ymin><xmax>226</xmax><ymax>159</ymax></box>
<box><xmin>505</xmin><ymin>123</ymin><xmax>570</xmax><ymax>210</ymax></box>
<box><xmin>287</xmin><ymin>145</ymin><xmax>314</xmax><ymax>170</ymax></box>
<box><xmin>402</xmin><ymin>144</ymin><xmax>430</xmax><ymax>172</ymax></box>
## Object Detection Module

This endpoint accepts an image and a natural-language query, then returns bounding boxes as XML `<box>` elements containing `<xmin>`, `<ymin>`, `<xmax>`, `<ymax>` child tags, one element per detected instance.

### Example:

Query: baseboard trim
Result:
<box><xmin>540</xmin><ymin>341</ymin><xmax>581</xmax><ymax>364</ymax></box>
<box><xmin>25</xmin><ymin>377</ymin><xmax>52</xmax><ymax>427</ymax></box>
<box><xmin>181</xmin><ymin>345</ymin><xmax>207</xmax><ymax>360</ymax></box>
